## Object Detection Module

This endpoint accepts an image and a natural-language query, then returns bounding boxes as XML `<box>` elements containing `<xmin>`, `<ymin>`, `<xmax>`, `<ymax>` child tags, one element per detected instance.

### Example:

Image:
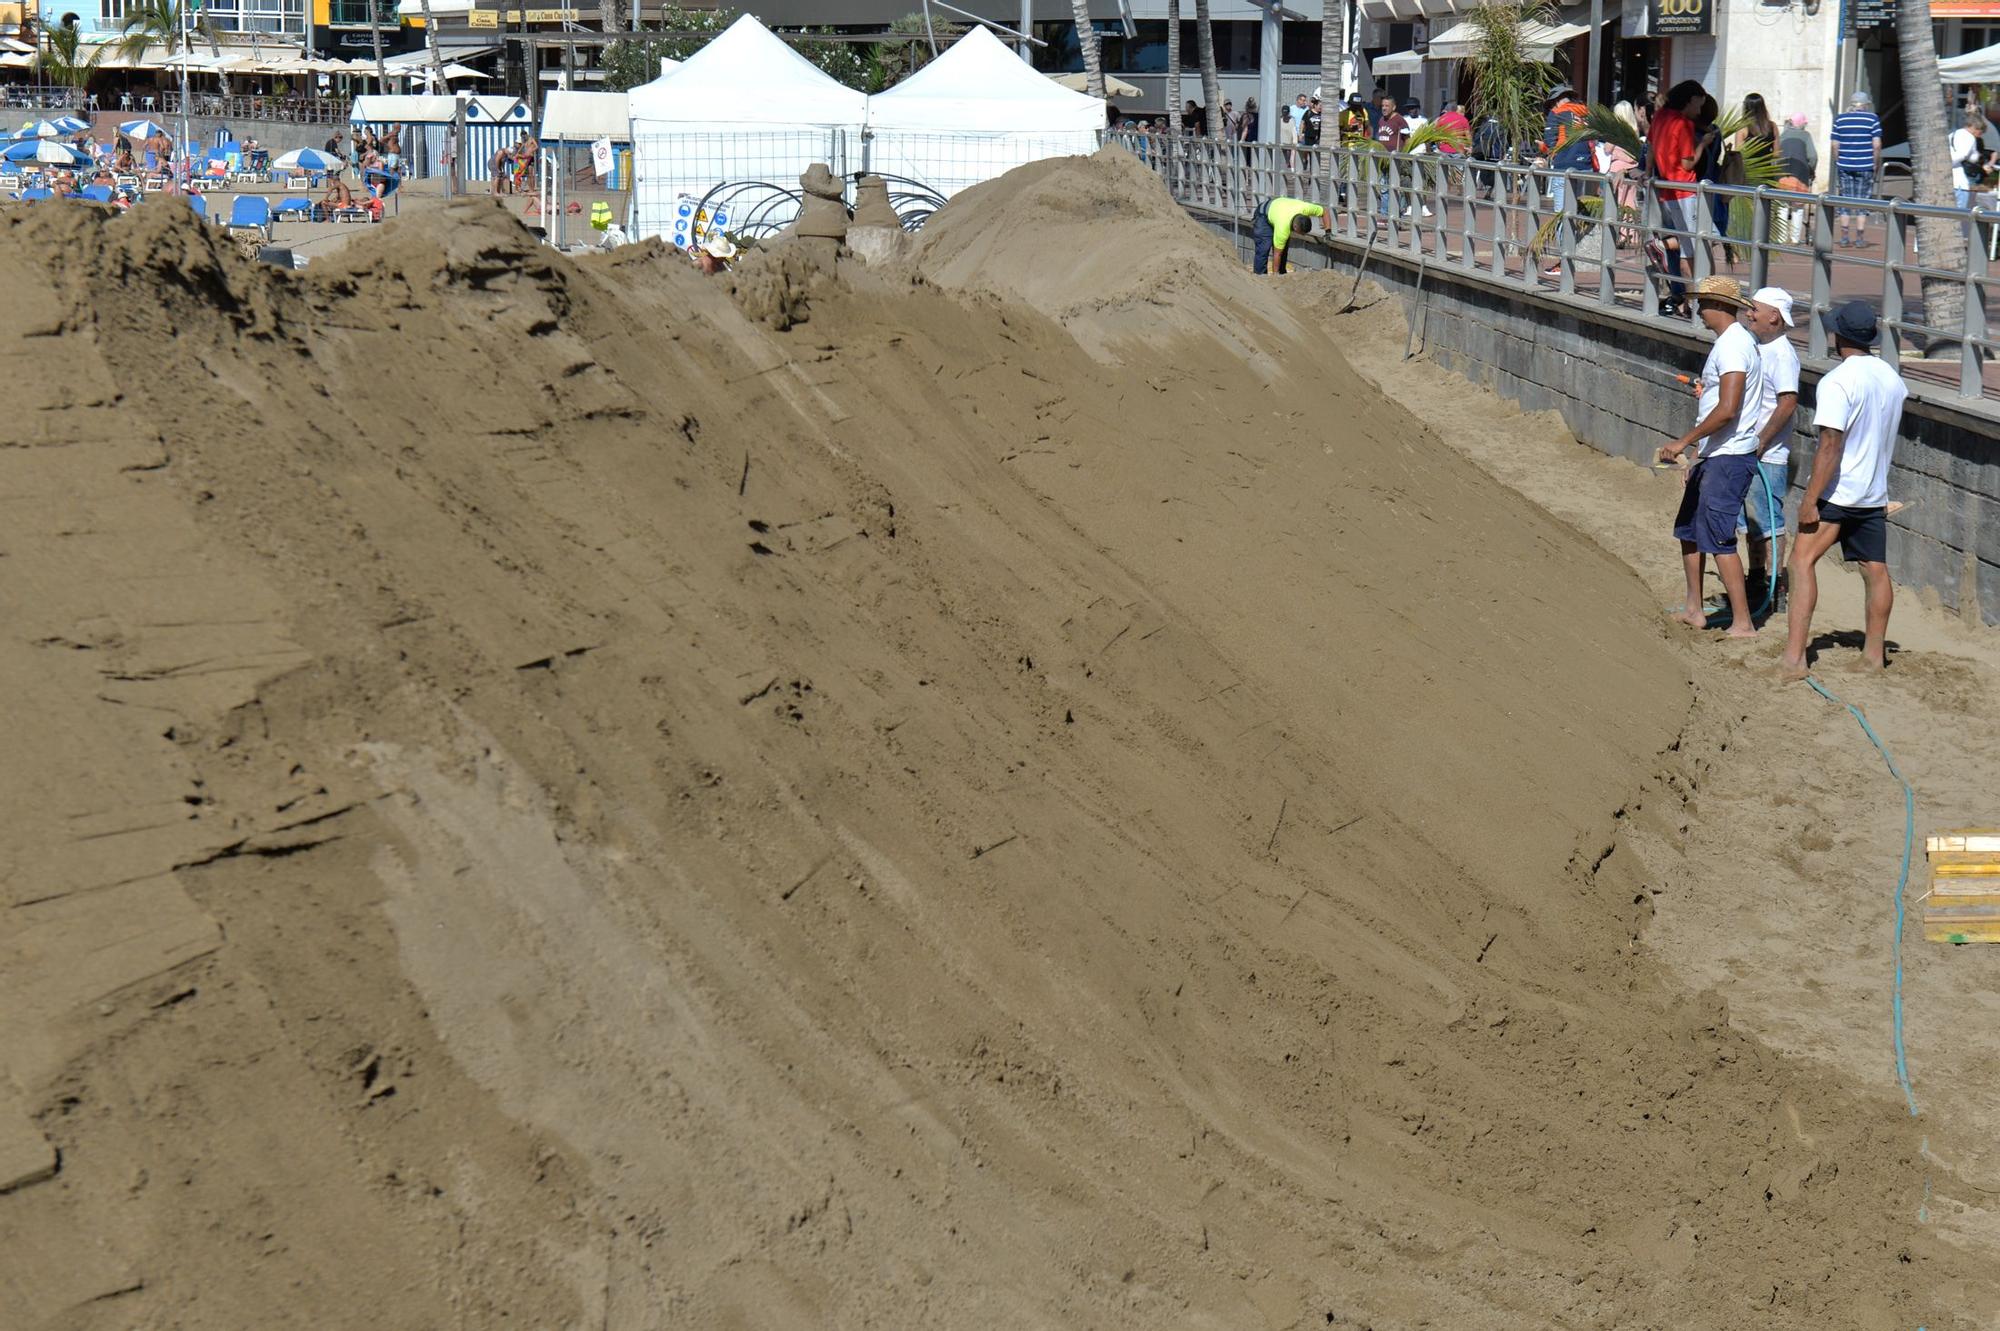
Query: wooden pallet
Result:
<box><xmin>1923</xmin><ymin>830</ymin><xmax>2000</xmax><ymax>944</ymax></box>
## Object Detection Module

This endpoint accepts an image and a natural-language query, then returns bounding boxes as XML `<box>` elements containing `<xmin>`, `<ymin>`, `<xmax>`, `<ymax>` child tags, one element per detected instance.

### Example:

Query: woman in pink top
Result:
<box><xmin>1595</xmin><ymin>100</ymin><xmax>1643</xmax><ymax>246</ymax></box>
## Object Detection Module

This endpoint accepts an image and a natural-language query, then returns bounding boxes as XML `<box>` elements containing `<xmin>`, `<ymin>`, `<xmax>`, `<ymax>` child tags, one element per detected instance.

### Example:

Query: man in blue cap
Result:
<box><xmin>1781</xmin><ymin>300</ymin><xmax>1908</xmax><ymax>678</ymax></box>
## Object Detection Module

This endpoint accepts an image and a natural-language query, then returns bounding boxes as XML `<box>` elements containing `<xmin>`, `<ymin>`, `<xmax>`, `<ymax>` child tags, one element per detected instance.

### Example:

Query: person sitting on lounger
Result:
<box><xmin>322</xmin><ymin>179</ymin><xmax>356</xmax><ymax>213</ymax></box>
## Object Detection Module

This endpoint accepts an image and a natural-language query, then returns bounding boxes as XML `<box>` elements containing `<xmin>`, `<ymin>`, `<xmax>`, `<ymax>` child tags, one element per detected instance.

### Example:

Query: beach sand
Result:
<box><xmin>0</xmin><ymin>148</ymin><xmax>1994</xmax><ymax>1328</ymax></box>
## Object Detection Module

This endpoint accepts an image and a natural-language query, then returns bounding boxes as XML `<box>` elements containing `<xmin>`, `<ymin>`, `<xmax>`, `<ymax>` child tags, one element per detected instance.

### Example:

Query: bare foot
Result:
<box><xmin>1725</xmin><ymin>623</ymin><xmax>1759</xmax><ymax>639</ymax></box>
<box><xmin>1670</xmin><ymin>607</ymin><xmax>1710</xmax><ymax>629</ymax></box>
<box><xmin>1777</xmin><ymin>656</ymin><xmax>1810</xmax><ymax>681</ymax></box>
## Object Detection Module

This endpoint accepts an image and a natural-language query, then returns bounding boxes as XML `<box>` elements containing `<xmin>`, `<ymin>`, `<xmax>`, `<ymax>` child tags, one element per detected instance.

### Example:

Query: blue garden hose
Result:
<box><xmin>1805</xmin><ymin>675</ymin><xmax>1920</xmax><ymax>1119</ymax></box>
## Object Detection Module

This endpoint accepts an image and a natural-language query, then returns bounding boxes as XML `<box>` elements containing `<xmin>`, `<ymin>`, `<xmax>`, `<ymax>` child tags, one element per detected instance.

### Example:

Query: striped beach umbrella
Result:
<box><xmin>271</xmin><ymin>147</ymin><xmax>344</xmax><ymax>173</ymax></box>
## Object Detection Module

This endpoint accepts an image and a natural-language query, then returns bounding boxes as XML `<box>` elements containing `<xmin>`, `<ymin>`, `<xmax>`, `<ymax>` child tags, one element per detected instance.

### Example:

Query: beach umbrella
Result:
<box><xmin>49</xmin><ymin>115</ymin><xmax>90</xmax><ymax>134</ymax></box>
<box><xmin>119</xmin><ymin>118</ymin><xmax>169</xmax><ymax>139</ymax></box>
<box><xmin>3</xmin><ymin>139</ymin><xmax>86</xmax><ymax>165</ymax></box>
<box><xmin>11</xmin><ymin>120</ymin><xmax>62</xmax><ymax>140</ymax></box>
<box><xmin>271</xmin><ymin>147</ymin><xmax>345</xmax><ymax>173</ymax></box>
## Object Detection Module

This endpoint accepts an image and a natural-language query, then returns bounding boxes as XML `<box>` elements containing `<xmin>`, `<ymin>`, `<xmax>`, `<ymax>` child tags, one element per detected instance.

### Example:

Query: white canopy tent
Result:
<box><xmin>541</xmin><ymin>91</ymin><xmax>630</xmax><ymax>144</ymax></box>
<box><xmin>1424</xmin><ymin>15</ymin><xmax>1587</xmax><ymax>60</ymax></box>
<box><xmin>868</xmin><ymin>25</ymin><xmax>1102</xmax><ymax>199</ymax></box>
<box><xmin>1941</xmin><ymin>42</ymin><xmax>2000</xmax><ymax>83</ymax></box>
<box><xmin>628</xmin><ymin>14</ymin><xmax>869</xmax><ymax>242</ymax></box>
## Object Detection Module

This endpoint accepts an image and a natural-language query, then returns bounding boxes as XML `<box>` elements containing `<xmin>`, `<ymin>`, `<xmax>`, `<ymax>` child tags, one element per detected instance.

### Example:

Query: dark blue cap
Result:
<box><xmin>1822</xmin><ymin>299</ymin><xmax>1879</xmax><ymax>347</ymax></box>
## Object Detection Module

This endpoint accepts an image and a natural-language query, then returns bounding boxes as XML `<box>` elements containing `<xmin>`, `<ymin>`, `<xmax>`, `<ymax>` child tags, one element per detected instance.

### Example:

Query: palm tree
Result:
<box><xmin>117</xmin><ymin>0</ymin><xmax>218</xmax><ymax>121</ymax></box>
<box><xmin>1321</xmin><ymin>0</ymin><xmax>1343</xmax><ymax>103</ymax></box>
<box><xmin>1195</xmin><ymin>0</ymin><xmax>1221</xmax><ymax>137</ymax></box>
<box><xmin>115</xmin><ymin>0</ymin><xmax>218</xmax><ymax>61</ymax></box>
<box><xmin>1068</xmin><ymin>0</ymin><xmax>1103</xmax><ymax>99</ymax></box>
<box><xmin>1167</xmin><ymin>0</ymin><xmax>1181</xmax><ymax>131</ymax></box>
<box><xmin>1897</xmin><ymin>0</ymin><xmax>1967</xmax><ymax>357</ymax></box>
<box><xmin>420</xmin><ymin>0</ymin><xmax>447</xmax><ymax>92</ymax></box>
<box><xmin>37</xmin><ymin>22</ymin><xmax>105</xmax><ymax>94</ymax></box>
<box><xmin>1466</xmin><ymin>1</ymin><xmax>1556</xmax><ymax>156</ymax></box>
<box><xmin>367</xmin><ymin>0</ymin><xmax>387</xmax><ymax>88</ymax></box>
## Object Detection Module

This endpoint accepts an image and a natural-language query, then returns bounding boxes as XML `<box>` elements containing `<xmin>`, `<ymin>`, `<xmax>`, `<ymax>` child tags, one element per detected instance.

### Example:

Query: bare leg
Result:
<box><xmin>1713</xmin><ymin>552</ymin><xmax>1757</xmax><ymax>636</ymax></box>
<box><xmin>1782</xmin><ymin>521</ymin><xmax>1844</xmax><ymax>677</ymax></box>
<box><xmin>1859</xmin><ymin>560</ymin><xmax>1893</xmax><ymax>668</ymax></box>
<box><xmin>1675</xmin><ymin>542</ymin><xmax>1709</xmax><ymax>627</ymax></box>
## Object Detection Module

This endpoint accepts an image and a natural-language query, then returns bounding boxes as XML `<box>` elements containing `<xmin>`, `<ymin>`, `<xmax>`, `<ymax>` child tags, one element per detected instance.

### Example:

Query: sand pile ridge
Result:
<box><xmin>0</xmin><ymin>168</ymin><xmax>1988</xmax><ymax>1329</ymax></box>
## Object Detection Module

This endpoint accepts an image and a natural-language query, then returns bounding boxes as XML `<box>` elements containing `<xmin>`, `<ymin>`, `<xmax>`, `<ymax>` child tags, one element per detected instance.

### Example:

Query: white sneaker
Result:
<box><xmin>1421</xmin><ymin>206</ymin><xmax>1434</xmax><ymax>218</ymax></box>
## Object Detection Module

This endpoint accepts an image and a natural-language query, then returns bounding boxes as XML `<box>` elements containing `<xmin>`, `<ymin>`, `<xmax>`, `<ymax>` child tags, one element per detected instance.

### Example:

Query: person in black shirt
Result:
<box><xmin>1300</xmin><ymin>94</ymin><xmax>1323</xmax><ymax>149</ymax></box>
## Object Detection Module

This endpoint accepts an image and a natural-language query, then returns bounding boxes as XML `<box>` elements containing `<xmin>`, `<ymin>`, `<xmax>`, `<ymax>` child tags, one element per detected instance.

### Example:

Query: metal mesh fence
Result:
<box><xmin>630</xmin><ymin>129</ymin><xmax>850</xmax><ymax>244</ymax></box>
<box><xmin>861</xmin><ymin>130</ymin><xmax>1097</xmax><ymax>201</ymax></box>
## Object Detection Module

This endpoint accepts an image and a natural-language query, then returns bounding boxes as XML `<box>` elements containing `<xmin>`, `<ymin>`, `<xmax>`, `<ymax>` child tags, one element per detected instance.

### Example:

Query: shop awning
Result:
<box><xmin>1941</xmin><ymin>40</ymin><xmax>2000</xmax><ymax>82</ymax></box>
<box><xmin>1424</xmin><ymin>15</ymin><xmax>1588</xmax><ymax>61</ymax></box>
<box><xmin>1372</xmin><ymin>49</ymin><xmax>1425</xmax><ymax>76</ymax></box>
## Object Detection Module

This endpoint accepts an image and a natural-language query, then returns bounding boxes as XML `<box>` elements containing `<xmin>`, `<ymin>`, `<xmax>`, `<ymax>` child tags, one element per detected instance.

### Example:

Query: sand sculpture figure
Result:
<box><xmin>791</xmin><ymin>162</ymin><xmax>850</xmax><ymax>265</ymax></box>
<box><xmin>845</xmin><ymin>174</ymin><xmax>910</xmax><ymax>265</ymax></box>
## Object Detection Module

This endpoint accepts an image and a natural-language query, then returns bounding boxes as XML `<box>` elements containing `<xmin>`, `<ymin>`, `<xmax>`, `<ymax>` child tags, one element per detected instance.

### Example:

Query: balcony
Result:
<box><xmin>328</xmin><ymin>0</ymin><xmax>398</xmax><ymax>26</ymax></box>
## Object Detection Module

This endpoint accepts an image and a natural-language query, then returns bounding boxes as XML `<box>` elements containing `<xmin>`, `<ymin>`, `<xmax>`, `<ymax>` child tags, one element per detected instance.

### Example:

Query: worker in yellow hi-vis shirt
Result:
<box><xmin>1251</xmin><ymin>196</ymin><xmax>1326</xmax><ymax>275</ymax></box>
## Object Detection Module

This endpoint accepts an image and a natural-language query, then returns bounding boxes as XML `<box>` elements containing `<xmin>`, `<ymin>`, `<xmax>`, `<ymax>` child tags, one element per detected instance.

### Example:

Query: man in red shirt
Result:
<box><xmin>1645</xmin><ymin>80</ymin><xmax>1705</xmax><ymax>316</ymax></box>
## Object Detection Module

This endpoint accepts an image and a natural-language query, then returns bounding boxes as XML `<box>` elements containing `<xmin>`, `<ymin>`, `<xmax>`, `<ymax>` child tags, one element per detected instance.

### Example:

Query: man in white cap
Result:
<box><xmin>1660</xmin><ymin>275</ymin><xmax>1765</xmax><ymax>637</ymax></box>
<box><xmin>1740</xmin><ymin>287</ymin><xmax>1802</xmax><ymax>600</ymax></box>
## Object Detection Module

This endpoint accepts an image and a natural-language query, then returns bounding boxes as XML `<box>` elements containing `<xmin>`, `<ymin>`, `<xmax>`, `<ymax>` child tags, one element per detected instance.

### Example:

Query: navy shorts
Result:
<box><xmin>1673</xmin><ymin>453</ymin><xmax>1759</xmax><ymax>554</ymax></box>
<box><xmin>1814</xmin><ymin>501</ymin><xmax>1888</xmax><ymax>563</ymax></box>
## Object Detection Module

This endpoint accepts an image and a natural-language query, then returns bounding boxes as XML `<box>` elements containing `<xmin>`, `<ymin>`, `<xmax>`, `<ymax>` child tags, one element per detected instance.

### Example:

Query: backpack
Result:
<box><xmin>1473</xmin><ymin>117</ymin><xmax>1507</xmax><ymax>163</ymax></box>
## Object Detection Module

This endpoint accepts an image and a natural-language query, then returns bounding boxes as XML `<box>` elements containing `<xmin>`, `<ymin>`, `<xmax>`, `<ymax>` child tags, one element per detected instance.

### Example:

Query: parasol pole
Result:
<box><xmin>177</xmin><ymin>0</ymin><xmax>192</xmax><ymax>189</ymax></box>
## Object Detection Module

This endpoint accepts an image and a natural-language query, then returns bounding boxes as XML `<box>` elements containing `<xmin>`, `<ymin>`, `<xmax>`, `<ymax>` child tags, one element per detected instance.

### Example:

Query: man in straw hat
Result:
<box><xmin>1659</xmin><ymin>276</ymin><xmax>1766</xmax><ymax>636</ymax></box>
<box><xmin>1781</xmin><ymin>300</ymin><xmax>1908</xmax><ymax>678</ymax></box>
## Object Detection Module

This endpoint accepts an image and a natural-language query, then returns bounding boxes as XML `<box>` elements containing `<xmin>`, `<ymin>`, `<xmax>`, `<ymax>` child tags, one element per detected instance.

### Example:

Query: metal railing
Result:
<box><xmin>1113</xmin><ymin>131</ymin><xmax>2000</xmax><ymax>403</ymax></box>
<box><xmin>160</xmin><ymin>91</ymin><xmax>354</xmax><ymax>126</ymax></box>
<box><xmin>0</xmin><ymin>85</ymin><xmax>89</xmax><ymax>112</ymax></box>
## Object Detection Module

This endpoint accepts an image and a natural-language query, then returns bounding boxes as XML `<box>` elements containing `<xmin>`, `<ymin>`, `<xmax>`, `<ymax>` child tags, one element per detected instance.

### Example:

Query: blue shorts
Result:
<box><xmin>1674</xmin><ymin>453</ymin><xmax>1759</xmax><ymax>555</ymax></box>
<box><xmin>1738</xmin><ymin>459</ymin><xmax>1790</xmax><ymax>539</ymax></box>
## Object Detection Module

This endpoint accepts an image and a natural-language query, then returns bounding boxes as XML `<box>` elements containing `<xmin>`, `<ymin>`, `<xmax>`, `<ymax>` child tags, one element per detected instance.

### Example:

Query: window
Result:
<box><xmin>327</xmin><ymin>0</ymin><xmax>394</xmax><ymax>25</ymax></box>
<box><xmin>100</xmin><ymin>0</ymin><xmax>125</xmax><ymax>21</ymax></box>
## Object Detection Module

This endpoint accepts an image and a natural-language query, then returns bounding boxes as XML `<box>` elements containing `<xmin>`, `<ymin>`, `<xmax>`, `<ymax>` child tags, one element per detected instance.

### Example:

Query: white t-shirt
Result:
<box><xmin>1696</xmin><ymin>321</ymin><xmax>1765</xmax><ymax>457</ymax></box>
<box><xmin>1755</xmin><ymin>334</ymin><xmax>1802</xmax><ymax>466</ymax></box>
<box><xmin>1951</xmin><ymin>127</ymin><xmax>1981</xmax><ymax>191</ymax></box>
<box><xmin>1814</xmin><ymin>353</ymin><xmax>1908</xmax><ymax>508</ymax></box>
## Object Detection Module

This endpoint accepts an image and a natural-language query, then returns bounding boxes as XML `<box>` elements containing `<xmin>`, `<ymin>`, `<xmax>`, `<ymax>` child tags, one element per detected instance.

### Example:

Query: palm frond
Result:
<box><xmin>1580</xmin><ymin>104</ymin><xmax>1640</xmax><ymax>160</ymax></box>
<box><xmin>1530</xmin><ymin>193</ymin><xmax>1604</xmax><ymax>256</ymax></box>
<box><xmin>1466</xmin><ymin>1</ymin><xmax>1560</xmax><ymax>152</ymax></box>
<box><xmin>1405</xmin><ymin>120</ymin><xmax>1470</xmax><ymax>154</ymax></box>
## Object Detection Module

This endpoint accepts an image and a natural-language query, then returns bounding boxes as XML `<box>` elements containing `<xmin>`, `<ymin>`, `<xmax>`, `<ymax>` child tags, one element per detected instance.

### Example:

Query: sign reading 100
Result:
<box><xmin>1649</xmin><ymin>0</ymin><xmax>1712</xmax><ymax>34</ymax></box>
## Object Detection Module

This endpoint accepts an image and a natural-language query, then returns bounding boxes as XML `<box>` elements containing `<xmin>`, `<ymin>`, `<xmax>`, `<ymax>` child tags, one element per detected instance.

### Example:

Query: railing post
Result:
<box><xmin>1519</xmin><ymin>166</ymin><xmax>1543</xmax><ymax>289</ymax></box>
<box><xmin>1457</xmin><ymin>155</ymin><xmax>1476</xmax><ymax>269</ymax></box>
<box><xmin>1881</xmin><ymin>200</ymin><xmax>1904</xmax><ymax>362</ymax></box>
<box><xmin>1962</xmin><ymin>213</ymin><xmax>1988</xmax><ymax>398</ymax></box>
<box><xmin>1809</xmin><ymin>195</ymin><xmax>1835</xmax><ymax>359</ymax></box>
<box><xmin>1555</xmin><ymin>170</ymin><xmax>1577</xmax><ymax>295</ymax></box>
<box><xmin>1690</xmin><ymin>183</ymin><xmax>1714</xmax><ymax>282</ymax></box>
<box><xmin>1596</xmin><ymin>172</ymin><xmax>1616</xmax><ymax>308</ymax></box>
<box><xmin>1487</xmin><ymin>166</ymin><xmax>1511</xmax><ymax>281</ymax></box>
<box><xmin>1748</xmin><ymin>186</ymin><xmax>1770</xmax><ymax>292</ymax></box>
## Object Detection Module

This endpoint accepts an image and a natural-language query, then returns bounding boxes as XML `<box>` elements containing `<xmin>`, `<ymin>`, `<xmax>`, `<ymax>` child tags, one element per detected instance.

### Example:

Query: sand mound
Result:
<box><xmin>917</xmin><ymin>147</ymin><xmax>1301</xmax><ymax>364</ymax></box>
<box><xmin>0</xmin><ymin>173</ymin><xmax>1985</xmax><ymax>1329</ymax></box>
